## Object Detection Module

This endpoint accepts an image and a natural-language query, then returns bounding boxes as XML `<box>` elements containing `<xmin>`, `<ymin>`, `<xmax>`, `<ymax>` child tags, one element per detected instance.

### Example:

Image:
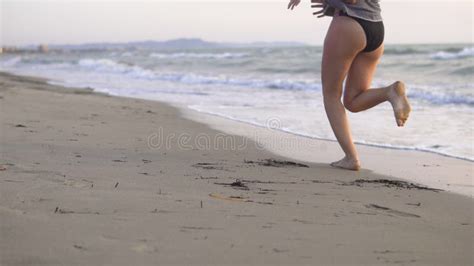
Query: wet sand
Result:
<box><xmin>0</xmin><ymin>71</ymin><xmax>472</xmax><ymax>265</ymax></box>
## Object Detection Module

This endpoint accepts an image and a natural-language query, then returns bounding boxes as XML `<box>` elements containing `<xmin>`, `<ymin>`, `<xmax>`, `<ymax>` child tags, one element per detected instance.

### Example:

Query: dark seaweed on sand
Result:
<box><xmin>244</xmin><ymin>159</ymin><xmax>309</xmax><ymax>168</ymax></box>
<box><xmin>347</xmin><ymin>179</ymin><xmax>443</xmax><ymax>192</ymax></box>
<box><xmin>214</xmin><ymin>179</ymin><xmax>250</xmax><ymax>190</ymax></box>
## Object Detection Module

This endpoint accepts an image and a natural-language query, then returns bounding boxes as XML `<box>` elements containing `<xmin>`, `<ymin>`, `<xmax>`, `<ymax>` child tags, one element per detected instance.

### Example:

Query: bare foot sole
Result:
<box><xmin>330</xmin><ymin>157</ymin><xmax>360</xmax><ymax>171</ymax></box>
<box><xmin>388</xmin><ymin>81</ymin><xmax>411</xmax><ymax>127</ymax></box>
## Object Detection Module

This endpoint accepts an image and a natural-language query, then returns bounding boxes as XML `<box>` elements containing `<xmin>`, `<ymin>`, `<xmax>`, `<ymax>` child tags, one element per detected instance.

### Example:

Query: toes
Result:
<box><xmin>395</xmin><ymin>111</ymin><xmax>409</xmax><ymax>127</ymax></box>
<box><xmin>397</xmin><ymin>119</ymin><xmax>407</xmax><ymax>127</ymax></box>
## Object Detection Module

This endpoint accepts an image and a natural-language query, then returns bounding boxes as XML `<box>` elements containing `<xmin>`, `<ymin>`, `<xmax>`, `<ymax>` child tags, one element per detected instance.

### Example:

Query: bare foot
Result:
<box><xmin>330</xmin><ymin>156</ymin><xmax>360</xmax><ymax>171</ymax></box>
<box><xmin>388</xmin><ymin>81</ymin><xmax>411</xmax><ymax>127</ymax></box>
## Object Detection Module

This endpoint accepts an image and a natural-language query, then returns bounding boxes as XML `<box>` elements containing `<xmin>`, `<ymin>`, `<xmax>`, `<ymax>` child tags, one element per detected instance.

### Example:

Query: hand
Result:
<box><xmin>311</xmin><ymin>0</ymin><xmax>329</xmax><ymax>17</ymax></box>
<box><xmin>287</xmin><ymin>0</ymin><xmax>301</xmax><ymax>10</ymax></box>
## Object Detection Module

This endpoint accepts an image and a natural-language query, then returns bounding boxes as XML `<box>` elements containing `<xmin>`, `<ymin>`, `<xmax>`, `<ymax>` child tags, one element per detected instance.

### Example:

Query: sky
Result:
<box><xmin>1</xmin><ymin>0</ymin><xmax>473</xmax><ymax>46</ymax></box>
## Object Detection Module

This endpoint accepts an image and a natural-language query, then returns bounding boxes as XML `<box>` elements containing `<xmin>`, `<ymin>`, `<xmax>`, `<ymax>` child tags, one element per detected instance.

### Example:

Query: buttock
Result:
<box><xmin>339</xmin><ymin>12</ymin><xmax>384</xmax><ymax>53</ymax></box>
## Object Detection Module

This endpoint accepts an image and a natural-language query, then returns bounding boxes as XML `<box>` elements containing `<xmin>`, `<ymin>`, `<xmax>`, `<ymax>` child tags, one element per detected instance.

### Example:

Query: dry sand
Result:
<box><xmin>0</xmin><ymin>72</ymin><xmax>473</xmax><ymax>266</ymax></box>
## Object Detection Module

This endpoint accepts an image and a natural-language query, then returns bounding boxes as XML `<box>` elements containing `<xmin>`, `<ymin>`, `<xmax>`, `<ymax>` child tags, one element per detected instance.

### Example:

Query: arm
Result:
<box><xmin>309</xmin><ymin>0</ymin><xmax>356</xmax><ymax>18</ymax></box>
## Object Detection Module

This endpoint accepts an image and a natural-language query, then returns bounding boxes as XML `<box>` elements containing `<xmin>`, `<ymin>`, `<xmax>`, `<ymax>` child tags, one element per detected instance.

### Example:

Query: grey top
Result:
<box><xmin>324</xmin><ymin>0</ymin><xmax>382</xmax><ymax>22</ymax></box>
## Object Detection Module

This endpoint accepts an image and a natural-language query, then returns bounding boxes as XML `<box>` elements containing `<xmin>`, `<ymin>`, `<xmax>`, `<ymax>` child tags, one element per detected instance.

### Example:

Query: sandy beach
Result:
<box><xmin>0</xmin><ymin>71</ymin><xmax>473</xmax><ymax>265</ymax></box>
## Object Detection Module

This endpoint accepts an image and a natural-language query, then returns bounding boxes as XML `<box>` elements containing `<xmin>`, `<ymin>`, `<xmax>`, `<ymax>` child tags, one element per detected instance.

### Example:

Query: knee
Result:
<box><xmin>343</xmin><ymin>99</ymin><xmax>360</xmax><ymax>113</ymax></box>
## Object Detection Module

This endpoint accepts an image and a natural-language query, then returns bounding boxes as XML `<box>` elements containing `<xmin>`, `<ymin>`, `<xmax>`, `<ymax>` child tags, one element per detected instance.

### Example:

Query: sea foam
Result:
<box><xmin>430</xmin><ymin>47</ymin><xmax>474</xmax><ymax>60</ymax></box>
<box><xmin>150</xmin><ymin>52</ymin><xmax>248</xmax><ymax>59</ymax></box>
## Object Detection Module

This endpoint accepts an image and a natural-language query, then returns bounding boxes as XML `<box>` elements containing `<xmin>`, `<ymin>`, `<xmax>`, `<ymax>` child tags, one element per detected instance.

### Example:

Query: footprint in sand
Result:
<box><xmin>63</xmin><ymin>179</ymin><xmax>93</xmax><ymax>189</ymax></box>
<box><xmin>131</xmin><ymin>243</ymin><xmax>158</xmax><ymax>253</ymax></box>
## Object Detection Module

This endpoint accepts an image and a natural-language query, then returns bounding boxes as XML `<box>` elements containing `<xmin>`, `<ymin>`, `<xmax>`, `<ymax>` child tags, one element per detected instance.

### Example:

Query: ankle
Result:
<box><xmin>344</xmin><ymin>155</ymin><xmax>359</xmax><ymax>162</ymax></box>
<box><xmin>385</xmin><ymin>85</ymin><xmax>394</xmax><ymax>101</ymax></box>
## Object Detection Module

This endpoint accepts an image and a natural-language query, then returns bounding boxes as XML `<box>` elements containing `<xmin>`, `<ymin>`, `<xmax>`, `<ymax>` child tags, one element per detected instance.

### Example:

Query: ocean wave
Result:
<box><xmin>383</xmin><ymin>46</ymin><xmax>474</xmax><ymax>60</ymax></box>
<box><xmin>77</xmin><ymin>58</ymin><xmax>156</xmax><ymax>79</ymax></box>
<box><xmin>78</xmin><ymin>59</ymin><xmax>474</xmax><ymax>106</ymax></box>
<box><xmin>255</xmin><ymin>66</ymin><xmax>318</xmax><ymax>74</ymax></box>
<box><xmin>149</xmin><ymin>52</ymin><xmax>248</xmax><ymax>59</ymax></box>
<box><xmin>0</xmin><ymin>56</ymin><xmax>22</xmax><ymax>67</ymax></box>
<box><xmin>407</xmin><ymin>89</ymin><xmax>474</xmax><ymax>106</ymax></box>
<box><xmin>155</xmin><ymin>72</ymin><xmax>322</xmax><ymax>91</ymax></box>
<box><xmin>113</xmin><ymin>64</ymin><xmax>474</xmax><ymax>106</ymax></box>
<box><xmin>383</xmin><ymin>47</ymin><xmax>425</xmax><ymax>55</ymax></box>
<box><xmin>451</xmin><ymin>66</ymin><xmax>474</xmax><ymax>76</ymax></box>
<box><xmin>166</xmin><ymin>75</ymin><xmax>474</xmax><ymax>106</ymax></box>
<box><xmin>430</xmin><ymin>47</ymin><xmax>474</xmax><ymax>60</ymax></box>
<box><xmin>120</xmin><ymin>52</ymin><xmax>134</xmax><ymax>57</ymax></box>
<box><xmin>7</xmin><ymin>57</ymin><xmax>474</xmax><ymax>107</ymax></box>
<box><xmin>75</xmin><ymin>58</ymin><xmax>322</xmax><ymax>91</ymax></box>
<box><xmin>187</xmin><ymin>106</ymin><xmax>474</xmax><ymax>162</ymax></box>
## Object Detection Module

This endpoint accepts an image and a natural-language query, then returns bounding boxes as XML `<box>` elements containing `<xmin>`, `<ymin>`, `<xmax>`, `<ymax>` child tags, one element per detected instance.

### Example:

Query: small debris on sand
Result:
<box><xmin>241</xmin><ymin>179</ymin><xmax>296</xmax><ymax>185</ymax></box>
<box><xmin>244</xmin><ymin>158</ymin><xmax>309</xmax><ymax>168</ymax></box>
<box><xmin>406</xmin><ymin>202</ymin><xmax>421</xmax><ymax>207</ymax></box>
<box><xmin>192</xmin><ymin>162</ymin><xmax>225</xmax><ymax>170</ymax></box>
<box><xmin>54</xmin><ymin>207</ymin><xmax>100</xmax><ymax>215</ymax></box>
<box><xmin>272</xmin><ymin>248</ymin><xmax>289</xmax><ymax>253</ymax></box>
<box><xmin>209</xmin><ymin>193</ymin><xmax>247</xmax><ymax>202</ymax></box>
<box><xmin>73</xmin><ymin>244</ymin><xmax>86</xmax><ymax>250</ymax></box>
<box><xmin>214</xmin><ymin>179</ymin><xmax>249</xmax><ymax>190</ymax></box>
<box><xmin>365</xmin><ymin>204</ymin><xmax>421</xmax><ymax>218</ymax></box>
<box><xmin>198</xmin><ymin>176</ymin><xmax>218</xmax><ymax>180</ymax></box>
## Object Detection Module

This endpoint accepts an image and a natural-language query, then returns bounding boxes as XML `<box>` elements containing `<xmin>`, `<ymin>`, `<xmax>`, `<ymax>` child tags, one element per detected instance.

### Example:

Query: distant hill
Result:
<box><xmin>47</xmin><ymin>38</ymin><xmax>308</xmax><ymax>50</ymax></box>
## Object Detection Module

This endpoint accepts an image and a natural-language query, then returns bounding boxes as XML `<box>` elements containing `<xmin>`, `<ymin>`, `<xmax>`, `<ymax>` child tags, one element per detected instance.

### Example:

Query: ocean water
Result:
<box><xmin>1</xmin><ymin>44</ymin><xmax>473</xmax><ymax>161</ymax></box>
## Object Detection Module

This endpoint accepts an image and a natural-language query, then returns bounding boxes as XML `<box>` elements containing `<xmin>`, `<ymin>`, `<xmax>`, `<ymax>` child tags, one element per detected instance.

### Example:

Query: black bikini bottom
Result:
<box><xmin>340</xmin><ymin>12</ymin><xmax>385</xmax><ymax>53</ymax></box>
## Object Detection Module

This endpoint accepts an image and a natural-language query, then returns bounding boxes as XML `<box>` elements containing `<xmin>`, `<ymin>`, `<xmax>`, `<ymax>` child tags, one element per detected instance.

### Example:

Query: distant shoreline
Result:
<box><xmin>2</xmin><ymin>37</ymin><xmax>472</xmax><ymax>51</ymax></box>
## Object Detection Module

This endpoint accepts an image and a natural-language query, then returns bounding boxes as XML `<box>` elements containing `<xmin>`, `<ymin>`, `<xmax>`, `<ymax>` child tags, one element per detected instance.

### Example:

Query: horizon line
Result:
<box><xmin>2</xmin><ymin>38</ymin><xmax>473</xmax><ymax>48</ymax></box>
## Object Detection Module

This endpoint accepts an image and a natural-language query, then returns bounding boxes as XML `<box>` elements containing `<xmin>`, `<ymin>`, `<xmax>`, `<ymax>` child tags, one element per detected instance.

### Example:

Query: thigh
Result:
<box><xmin>322</xmin><ymin>16</ymin><xmax>366</xmax><ymax>98</ymax></box>
<box><xmin>343</xmin><ymin>44</ymin><xmax>384</xmax><ymax>102</ymax></box>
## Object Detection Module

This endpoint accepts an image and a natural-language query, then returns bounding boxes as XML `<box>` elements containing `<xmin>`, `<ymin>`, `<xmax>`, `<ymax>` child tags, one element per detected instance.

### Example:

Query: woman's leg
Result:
<box><xmin>343</xmin><ymin>45</ymin><xmax>411</xmax><ymax>127</ymax></box>
<box><xmin>321</xmin><ymin>16</ymin><xmax>366</xmax><ymax>170</ymax></box>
